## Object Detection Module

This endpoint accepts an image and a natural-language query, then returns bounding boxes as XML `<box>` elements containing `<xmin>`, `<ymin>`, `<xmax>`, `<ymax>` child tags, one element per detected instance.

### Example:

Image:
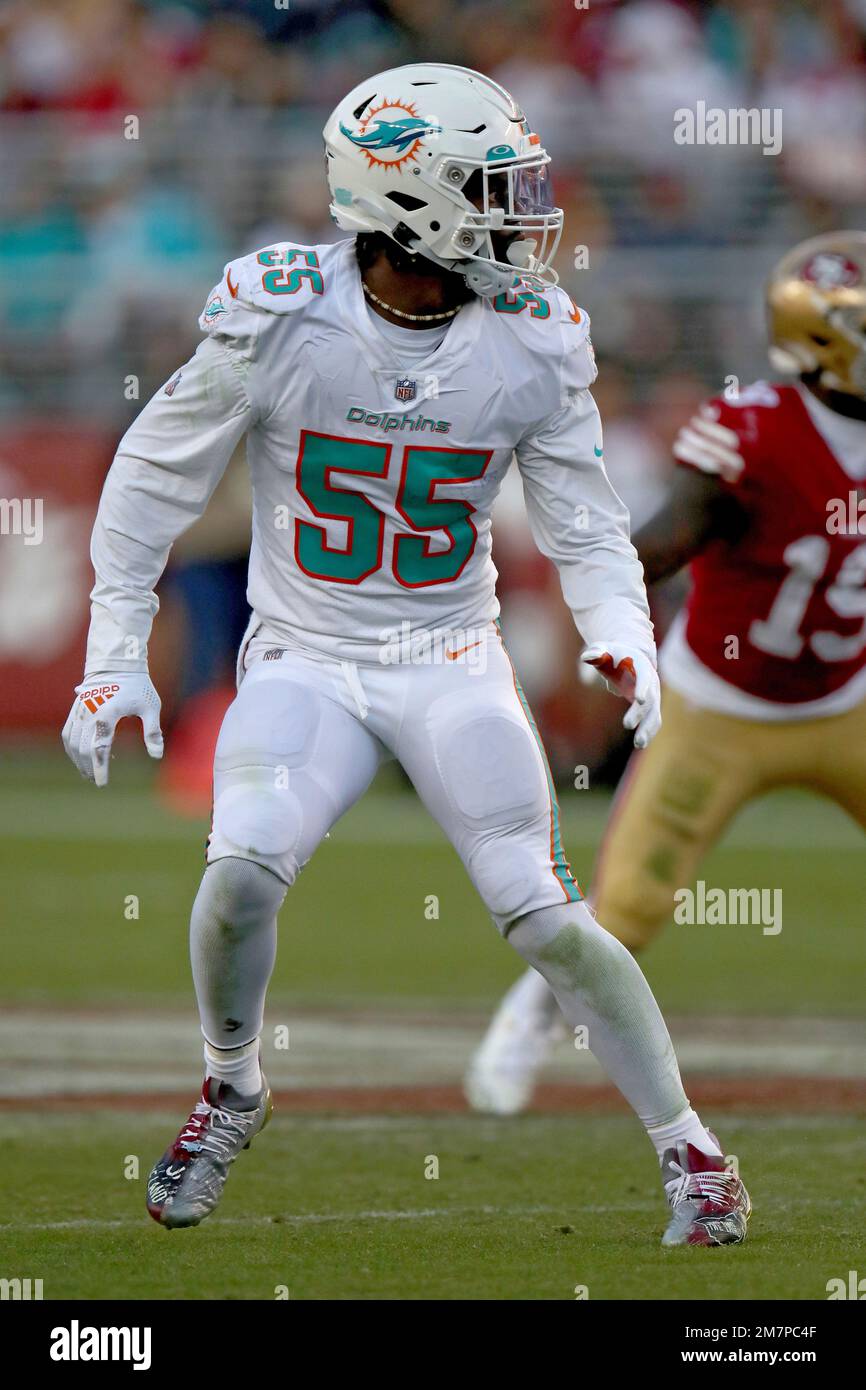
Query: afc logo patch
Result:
<box><xmin>395</xmin><ymin>377</ymin><xmax>416</xmax><ymax>402</ymax></box>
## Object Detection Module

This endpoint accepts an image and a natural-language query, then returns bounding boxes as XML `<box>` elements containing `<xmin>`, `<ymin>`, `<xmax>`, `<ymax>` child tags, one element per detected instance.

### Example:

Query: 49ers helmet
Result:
<box><xmin>767</xmin><ymin>231</ymin><xmax>866</xmax><ymax>397</ymax></box>
<box><xmin>323</xmin><ymin>63</ymin><xmax>563</xmax><ymax>298</ymax></box>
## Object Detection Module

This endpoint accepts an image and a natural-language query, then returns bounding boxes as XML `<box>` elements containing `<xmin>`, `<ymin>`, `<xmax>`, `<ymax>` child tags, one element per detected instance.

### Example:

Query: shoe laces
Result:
<box><xmin>666</xmin><ymin>1164</ymin><xmax>740</xmax><ymax>1211</ymax></box>
<box><xmin>175</xmin><ymin>1098</ymin><xmax>255</xmax><ymax>1159</ymax></box>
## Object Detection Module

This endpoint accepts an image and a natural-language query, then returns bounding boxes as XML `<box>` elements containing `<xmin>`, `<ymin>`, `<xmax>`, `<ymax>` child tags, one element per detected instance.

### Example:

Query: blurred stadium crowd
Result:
<box><xmin>2</xmin><ymin>0</ymin><xmax>866</xmax><ymax>787</ymax></box>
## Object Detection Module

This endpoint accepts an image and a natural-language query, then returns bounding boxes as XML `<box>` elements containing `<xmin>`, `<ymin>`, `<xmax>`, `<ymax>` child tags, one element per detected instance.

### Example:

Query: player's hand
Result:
<box><xmin>62</xmin><ymin>673</ymin><xmax>163</xmax><ymax>787</ymax></box>
<box><xmin>580</xmin><ymin>644</ymin><xmax>661</xmax><ymax>750</ymax></box>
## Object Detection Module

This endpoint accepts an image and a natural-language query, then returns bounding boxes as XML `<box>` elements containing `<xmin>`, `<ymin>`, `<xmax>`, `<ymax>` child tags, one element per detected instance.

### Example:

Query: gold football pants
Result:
<box><xmin>592</xmin><ymin>686</ymin><xmax>866</xmax><ymax>950</ymax></box>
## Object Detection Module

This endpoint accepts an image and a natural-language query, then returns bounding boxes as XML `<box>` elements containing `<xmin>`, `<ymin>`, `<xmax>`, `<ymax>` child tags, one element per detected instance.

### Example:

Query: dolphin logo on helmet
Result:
<box><xmin>339</xmin><ymin>115</ymin><xmax>443</xmax><ymax>155</ymax></box>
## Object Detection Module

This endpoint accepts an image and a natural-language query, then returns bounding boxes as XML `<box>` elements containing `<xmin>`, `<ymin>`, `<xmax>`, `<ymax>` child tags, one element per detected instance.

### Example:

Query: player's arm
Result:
<box><xmin>515</xmin><ymin>369</ymin><xmax>661</xmax><ymax>749</ymax></box>
<box><xmin>636</xmin><ymin>397</ymin><xmax>749</xmax><ymax>583</ymax></box>
<box><xmin>63</xmin><ymin>335</ymin><xmax>255</xmax><ymax>785</ymax></box>
<box><xmin>634</xmin><ymin>464</ymin><xmax>746</xmax><ymax>586</ymax></box>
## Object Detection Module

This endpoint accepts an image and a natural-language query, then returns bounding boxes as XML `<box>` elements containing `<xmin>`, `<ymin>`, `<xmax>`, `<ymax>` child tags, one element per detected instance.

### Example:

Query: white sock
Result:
<box><xmin>190</xmin><ymin>858</ymin><xmax>286</xmax><ymax>1047</ymax></box>
<box><xmin>203</xmin><ymin>1037</ymin><xmax>263</xmax><ymax>1097</ymax></box>
<box><xmin>506</xmin><ymin>902</ymin><xmax>693</xmax><ymax>1139</ymax></box>
<box><xmin>646</xmin><ymin>1107</ymin><xmax>723</xmax><ymax>1164</ymax></box>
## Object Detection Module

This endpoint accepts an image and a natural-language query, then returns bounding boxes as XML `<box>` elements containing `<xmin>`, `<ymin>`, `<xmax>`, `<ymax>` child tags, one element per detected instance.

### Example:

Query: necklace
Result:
<box><xmin>362</xmin><ymin>279</ymin><xmax>461</xmax><ymax>322</ymax></box>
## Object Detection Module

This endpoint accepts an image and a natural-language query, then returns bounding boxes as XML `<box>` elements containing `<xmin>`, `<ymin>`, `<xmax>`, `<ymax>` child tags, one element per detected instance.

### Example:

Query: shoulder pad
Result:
<box><xmin>716</xmin><ymin>380</ymin><xmax>781</xmax><ymax>411</ymax></box>
<box><xmin>198</xmin><ymin>242</ymin><xmax>332</xmax><ymax>348</ymax></box>
<box><xmin>487</xmin><ymin>282</ymin><xmax>597</xmax><ymax>398</ymax></box>
<box><xmin>673</xmin><ymin>380</ymin><xmax>784</xmax><ymax>483</ymax></box>
<box><xmin>673</xmin><ymin>396</ymin><xmax>753</xmax><ymax>483</ymax></box>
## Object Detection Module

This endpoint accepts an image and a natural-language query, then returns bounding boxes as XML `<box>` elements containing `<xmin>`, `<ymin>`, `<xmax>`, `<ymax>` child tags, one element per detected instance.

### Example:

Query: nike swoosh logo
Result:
<box><xmin>226</xmin><ymin>269</ymin><xmax>239</xmax><ymax>299</ymax></box>
<box><xmin>446</xmin><ymin>640</ymin><xmax>483</xmax><ymax>661</ymax></box>
<box><xmin>594</xmin><ymin>445</ymin><xmax>603</xmax><ymax>457</ymax></box>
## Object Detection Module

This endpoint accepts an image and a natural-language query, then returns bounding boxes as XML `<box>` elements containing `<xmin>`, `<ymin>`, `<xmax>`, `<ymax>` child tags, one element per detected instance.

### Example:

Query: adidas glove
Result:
<box><xmin>62</xmin><ymin>673</ymin><xmax>163</xmax><ymax>787</ymax></box>
<box><xmin>580</xmin><ymin>644</ymin><xmax>662</xmax><ymax>750</ymax></box>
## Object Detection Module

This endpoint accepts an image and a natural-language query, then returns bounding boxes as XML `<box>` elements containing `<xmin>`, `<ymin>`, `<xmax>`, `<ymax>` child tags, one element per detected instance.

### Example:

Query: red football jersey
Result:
<box><xmin>672</xmin><ymin>382</ymin><xmax>866</xmax><ymax>704</ymax></box>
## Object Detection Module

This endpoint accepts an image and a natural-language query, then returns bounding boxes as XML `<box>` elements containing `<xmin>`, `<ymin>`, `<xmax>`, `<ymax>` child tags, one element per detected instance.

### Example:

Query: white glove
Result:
<box><xmin>62</xmin><ymin>672</ymin><xmax>163</xmax><ymax>787</ymax></box>
<box><xmin>580</xmin><ymin>643</ymin><xmax>662</xmax><ymax>750</ymax></box>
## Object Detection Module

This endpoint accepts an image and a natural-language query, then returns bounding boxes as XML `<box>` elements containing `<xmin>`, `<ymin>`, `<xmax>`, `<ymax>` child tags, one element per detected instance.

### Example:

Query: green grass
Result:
<box><xmin>2</xmin><ymin>1112</ymin><xmax>863</xmax><ymax>1301</ymax></box>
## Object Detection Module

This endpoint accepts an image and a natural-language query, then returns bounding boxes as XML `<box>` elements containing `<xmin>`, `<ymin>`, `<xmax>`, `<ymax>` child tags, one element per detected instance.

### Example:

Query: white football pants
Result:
<box><xmin>207</xmin><ymin>621</ymin><xmax>583</xmax><ymax>931</ymax></box>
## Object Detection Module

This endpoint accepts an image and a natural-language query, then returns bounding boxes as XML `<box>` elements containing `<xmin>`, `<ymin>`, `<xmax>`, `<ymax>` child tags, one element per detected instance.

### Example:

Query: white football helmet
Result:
<box><xmin>323</xmin><ymin>63</ymin><xmax>563</xmax><ymax>298</ymax></box>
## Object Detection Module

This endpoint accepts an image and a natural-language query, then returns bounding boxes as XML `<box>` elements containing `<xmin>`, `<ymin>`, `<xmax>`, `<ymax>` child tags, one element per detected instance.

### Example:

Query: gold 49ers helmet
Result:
<box><xmin>767</xmin><ymin>231</ymin><xmax>866</xmax><ymax>396</ymax></box>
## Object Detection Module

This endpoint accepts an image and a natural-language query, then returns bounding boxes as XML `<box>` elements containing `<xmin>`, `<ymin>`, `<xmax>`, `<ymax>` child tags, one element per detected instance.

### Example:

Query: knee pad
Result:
<box><xmin>429</xmin><ymin>700</ymin><xmax>573</xmax><ymax>930</ymax></box>
<box><xmin>469</xmin><ymin>835</ymin><xmax>553</xmax><ymax>927</ymax></box>
<box><xmin>214</xmin><ymin>783</ymin><xmax>303</xmax><ymax>862</ymax></box>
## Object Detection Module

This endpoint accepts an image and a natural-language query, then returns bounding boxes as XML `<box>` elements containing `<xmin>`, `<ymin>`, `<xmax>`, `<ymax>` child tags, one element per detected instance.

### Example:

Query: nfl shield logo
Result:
<box><xmin>395</xmin><ymin>377</ymin><xmax>416</xmax><ymax>402</ymax></box>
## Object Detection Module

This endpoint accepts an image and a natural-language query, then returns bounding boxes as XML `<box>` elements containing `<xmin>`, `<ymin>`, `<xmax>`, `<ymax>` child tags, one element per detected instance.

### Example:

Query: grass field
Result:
<box><xmin>2</xmin><ymin>746</ymin><xmax>865</xmax><ymax>1300</ymax></box>
<box><xmin>3</xmin><ymin>1115</ymin><xmax>864</xmax><ymax>1301</ymax></box>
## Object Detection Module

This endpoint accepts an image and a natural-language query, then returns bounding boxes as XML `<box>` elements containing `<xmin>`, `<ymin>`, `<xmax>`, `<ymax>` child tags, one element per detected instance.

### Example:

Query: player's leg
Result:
<box><xmin>801</xmin><ymin>697</ymin><xmax>866</xmax><ymax>830</ymax></box>
<box><xmin>194</xmin><ymin>657</ymin><xmax>383</xmax><ymax>1056</ymax></box>
<box><xmin>397</xmin><ymin>637</ymin><xmax>750</xmax><ymax>1244</ymax></box>
<box><xmin>467</xmin><ymin>687</ymin><xmax>766</xmax><ymax>1113</ymax></box>
<box><xmin>148</xmin><ymin>653</ymin><xmax>384</xmax><ymax>1228</ymax></box>
<box><xmin>590</xmin><ymin>689</ymin><xmax>767</xmax><ymax>946</ymax></box>
<box><xmin>464</xmin><ymin>962</ymin><xmax>567</xmax><ymax>1114</ymax></box>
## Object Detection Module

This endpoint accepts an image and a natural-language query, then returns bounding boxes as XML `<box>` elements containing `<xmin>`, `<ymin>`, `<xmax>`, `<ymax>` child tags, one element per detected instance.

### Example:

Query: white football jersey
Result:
<box><xmin>86</xmin><ymin>238</ymin><xmax>654</xmax><ymax>671</ymax></box>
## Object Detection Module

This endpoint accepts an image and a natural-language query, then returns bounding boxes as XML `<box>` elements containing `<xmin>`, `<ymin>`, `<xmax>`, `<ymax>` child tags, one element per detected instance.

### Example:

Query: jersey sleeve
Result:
<box><xmin>670</xmin><ymin>385</ymin><xmax>780</xmax><ymax>486</ymax></box>
<box><xmin>85</xmin><ymin>242</ymin><xmax>327</xmax><ymax>674</ymax></box>
<box><xmin>515</xmin><ymin>312</ymin><xmax>655</xmax><ymax>663</ymax></box>
<box><xmin>85</xmin><ymin>334</ymin><xmax>255</xmax><ymax>674</ymax></box>
<box><xmin>199</xmin><ymin>242</ymin><xmax>326</xmax><ymax>358</ymax></box>
<box><xmin>554</xmin><ymin>294</ymin><xmax>598</xmax><ymax>398</ymax></box>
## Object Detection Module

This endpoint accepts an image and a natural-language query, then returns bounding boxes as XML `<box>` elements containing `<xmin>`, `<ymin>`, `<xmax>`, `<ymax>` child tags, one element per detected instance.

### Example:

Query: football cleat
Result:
<box><xmin>464</xmin><ymin>967</ymin><xmax>566</xmax><ymax>1115</ymax></box>
<box><xmin>146</xmin><ymin>1076</ymin><xmax>272</xmax><ymax>1229</ymax></box>
<box><xmin>661</xmin><ymin>1139</ymin><xmax>751</xmax><ymax>1248</ymax></box>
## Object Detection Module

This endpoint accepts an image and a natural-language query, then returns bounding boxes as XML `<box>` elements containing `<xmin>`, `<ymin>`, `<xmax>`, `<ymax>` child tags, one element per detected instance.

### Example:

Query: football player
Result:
<box><xmin>62</xmin><ymin>65</ymin><xmax>749</xmax><ymax>1247</ymax></box>
<box><xmin>467</xmin><ymin>230</ymin><xmax>866</xmax><ymax>1115</ymax></box>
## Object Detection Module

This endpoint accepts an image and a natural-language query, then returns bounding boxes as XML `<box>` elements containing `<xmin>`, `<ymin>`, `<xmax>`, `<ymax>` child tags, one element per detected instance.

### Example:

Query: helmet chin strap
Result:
<box><xmin>457</xmin><ymin>258</ymin><xmax>523</xmax><ymax>298</ymax></box>
<box><xmin>458</xmin><ymin>238</ymin><xmax>545</xmax><ymax>296</ymax></box>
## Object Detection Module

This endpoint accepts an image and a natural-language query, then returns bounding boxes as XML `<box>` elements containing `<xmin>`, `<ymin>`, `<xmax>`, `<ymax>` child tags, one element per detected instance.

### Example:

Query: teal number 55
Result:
<box><xmin>294</xmin><ymin>431</ymin><xmax>492</xmax><ymax>588</ymax></box>
<box><xmin>258</xmin><ymin>248</ymin><xmax>324</xmax><ymax>296</ymax></box>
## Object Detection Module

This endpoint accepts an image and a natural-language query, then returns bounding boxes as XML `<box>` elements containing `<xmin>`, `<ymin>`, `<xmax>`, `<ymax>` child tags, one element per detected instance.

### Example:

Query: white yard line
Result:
<box><xmin>0</xmin><ymin>1008</ymin><xmax>864</xmax><ymax>1099</ymax></box>
<box><xmin>0</xmin><ymin>1202</ymin><xmax>607</xmax><ymax>1233</ymax></box>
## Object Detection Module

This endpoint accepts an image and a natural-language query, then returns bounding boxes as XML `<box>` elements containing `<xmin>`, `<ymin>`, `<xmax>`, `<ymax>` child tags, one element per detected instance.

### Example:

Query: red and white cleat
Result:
<box><xmin>661</xmin><ymin>1140</ymin><xmax>751</xmax><ymax>1247</ymax></box>
<box><xmin>146</xmin><ymin>1076</ymin><xmax>272</xmax><ymax>1229</ymax></box>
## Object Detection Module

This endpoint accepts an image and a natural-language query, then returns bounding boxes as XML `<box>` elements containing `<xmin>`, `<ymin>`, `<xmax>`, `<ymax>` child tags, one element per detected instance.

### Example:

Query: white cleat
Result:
<box><xmin>464</xmin><ymin>967</ymin><xmax>566</xmax><ymax>1115</ymax></box>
